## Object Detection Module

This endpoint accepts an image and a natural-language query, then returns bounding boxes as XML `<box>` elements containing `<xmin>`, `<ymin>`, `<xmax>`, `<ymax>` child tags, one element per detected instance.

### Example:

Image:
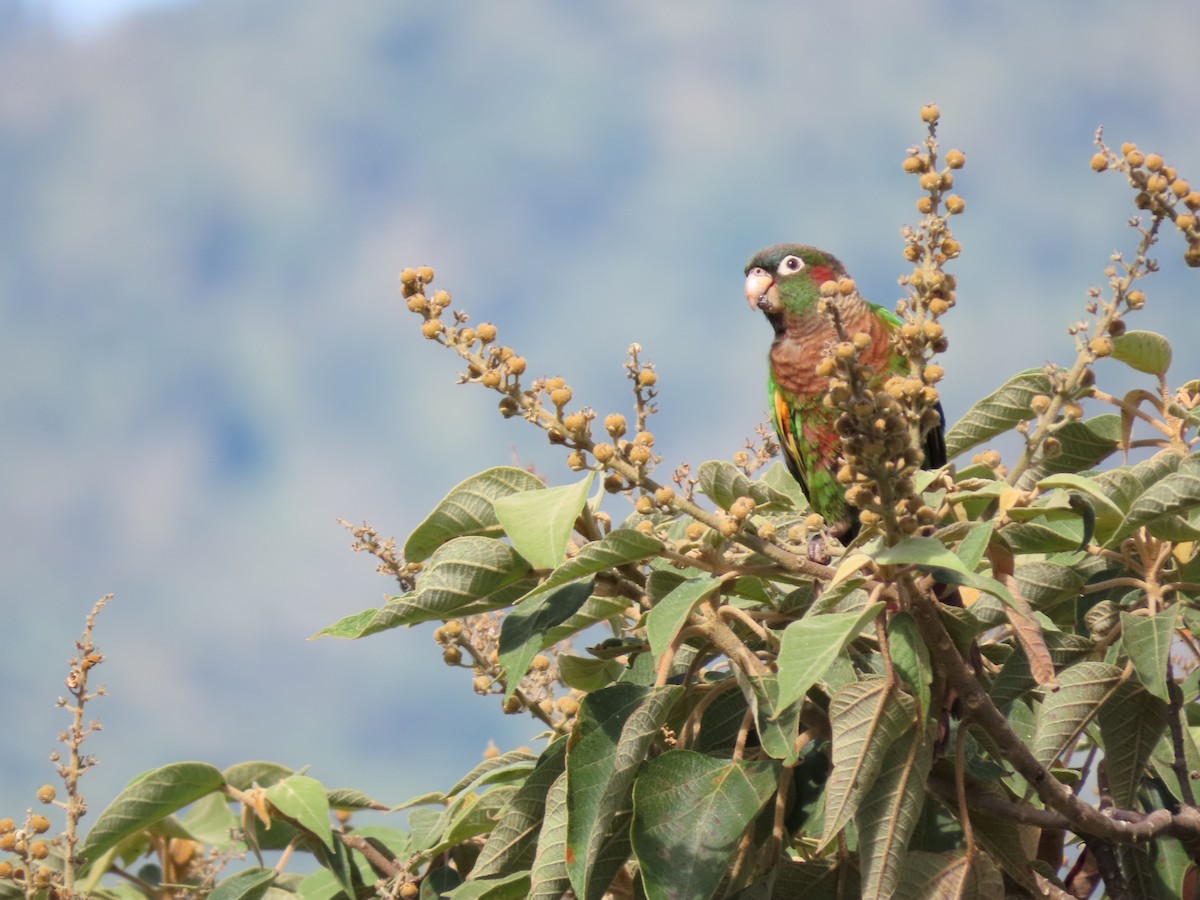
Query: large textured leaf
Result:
<box><xmin>565</xmin><ymin>683</ymin><xmax>683</xmax><ymax>899</ymax></box>
<box><xmin>1112</xmin><ymin>329</ymin><xmax>1172</xmax><ymax>375</ymax></box>
<box><xmin>820</xmin><ymin>677</ymin><xmax>916</xmax><ymax>849</ymax></box>
<box><xmin>528</xmin><ymin>771</ymin><xmax>572</xmax><ymax>900</ymax></box>
<box><xmin>696</xmin><ymin>459</ymin><xmax>793</xmax><ymax>511</ymax></box>
<box><xmin>944</xmin><ymin>369</ymin><xmax>1051</xmax><ymax>460</ymax></box>
<box><xmin>631</xmin><ymin>751</ymin><xmax>778</xmax><ymax>900</ymax></box>
<box><xmin>493</xmin><ymin>473</ymin><xmax>594</xmax><ymax>569</ymax></box>
<box><xmin>445</xmin><ymin>748</ymin><xmax>538</xmax><ymax>798</ymax></box>
<box><xmin>309</xmin><ymin>595</ymin><xmax>417</xmax><ymax>639</ymax></box>
<box><xmin>208</xmin><ymin>868</ymin><xmax>276</xmax><ymax>900</ymax></box>
<box><xmin>1013</xmin><ymin>561</ymin><xmax>1085</xmax><ymax>613</ymax></box>
<box><xmin>1030</xmin><ymin>661</ymin><xmax>1122</xmax><ymax>767</ymax></box>
<box><xmin>445</xmin><ymin>872</ymin><xmax>530</xmax><ymax>900</ymax></box>
<box><xmin>1120</xmin><ymin>608</ymin><xmax>1177</xmax><ymax>700</ymax></box>
<box><xmin>1019</xmin><ymin>415</ymin><xmax>1122</xmax><ymax>487</ymax></box>
<box><xmin>775</xmin><ymin>602</ymin><xmax>886</xmax><ymax>710</ymax></box>
<box><xmin>79</xmin><ymin>762</ymin><xmax>225</xmax><ymax>862</ymax></box>
<box><xmin>404</xmin><ymin>467</ymin><xmax>546</xmax><ymax>562</ymax></box>
<box><xmin>1118</xmin><ymin>452</ymin><xmax>1200</xmax><ymax>541</ymax></box>
<box><xmin>888</xmin><ymin>612</ymin><xmax>931</xmax><ymax>721</ymax></box>
<box><xmin>988</xmin><ymin>632</ymin><xmax>1093</xmax><ymax>713</ymax></box>
<box><xmin>897</xmin><ymin>850</ymin><xmax>1004</xmax><ymax>899</ymax></box>
<box><xmin>517</xmin><ymin>528</ymin><xmax>663</xmax><ymax>603</ymax></box>
<box><xmin>744</xmin><ymin>674</ymin><xmax>802</xmax><ymax>764</ymax></box>
<box><xmin>406</xmin><ymin>536</ymin><xmax>537</xmax><ymax>623</ymax></box>
<box><xmin>855</xmin><ymin>720</ymin><xmax>933</xmax><ymax>900</ymax></box>
<box><xmin>1096</xmin><ymin>680</ymin><xmax>1168</xmax><ymax>810</ymax></box>
<box><xmin>266</xmin><ymin>774</ymin><xmax>333</xmax><ymax>850</ymax></box>
<box><xmin>471</xmin><ymin>740</ymin><xmax>568</xmax><ymax>880</ymax></box>
<box><xmin>645</xmin><ymin>577</ymin><xmax>720</xmax><ymax>661</ymax></box>
<box><xmin>499</xmin><ymin>582</ymin><xmax>594</xmax><ymax>695</ymax></box>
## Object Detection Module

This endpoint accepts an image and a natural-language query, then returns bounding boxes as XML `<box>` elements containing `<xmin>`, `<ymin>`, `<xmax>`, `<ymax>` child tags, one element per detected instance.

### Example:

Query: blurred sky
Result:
<box><xmin>2</xmin><ymin>0</ymin><xmax>1199</xmax><ymax>840</ymax></box>
<box><xmin>38</xmin><ymin>0</ymin><xmax>182</xmax><ymax>34</ymax></box>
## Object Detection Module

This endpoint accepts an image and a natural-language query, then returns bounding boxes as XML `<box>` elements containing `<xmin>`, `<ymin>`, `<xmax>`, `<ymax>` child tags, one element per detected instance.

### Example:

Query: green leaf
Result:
<box><xmin>1118</xmin><ymin>452</ymin><xmax>1200</xmax><ymax>540</ymax></box>
<box><xmin>404</xmin><ymin>467</ymin><xmax>546</xmax><ymax>562</ymax></box>
<box><xmin>528</xmin><ymin>771</ymin><xmax>571</xmax><ymax>900</ymax></box>
<box><xmin>222</xmin><ymin>761</ymin><xmax>293</xmax><ymax>790</ymax></box>
<box><xmin>645</xmin><ymin>577</ymin><xmax>720</xmax><ymax>661</ymax></box>
<box><xmin>517</xmin><ymin>528</ymin><xmax>663</xmax><ymax>603</ymax></box>
<box><xmin>888</xmin><ymin>612</ymin><xmax>931</xmax><ymax>721</ymax></box>
<box><xmin>565</xmin><ymin>684</ymin><xmax>682</xmax><ymax>899</ymax></box>
<box><xmin>697</xmin><ymin>460</ymin><xmax>793</xmax><ymax>511</ymax></box>
<box><xmin>743</xmin><ymin>674</ymin><xmax>801</xmax><ymax>764</ymax></box>
<box><xmin>544</xmin><ymin>595</ymin><xmax>630</xmax><ymax>646</ymax></box>
<box><xmin>1111</xmin><ymin>329</ymin><xmax>1172</xmax><ymax>375</ymax></box>
<box><xmin>856</xmin><ymin>719</ymin><xmax>933</xmax><ymax>900</ymax></box>
<box><xmin>180</xmin><ymin>791</ymin><xmax>240</xmax><ymax>849</ymax></box>
<box><xmin>761</xmin><ymin>461</ymin><xmax>810</xmax><ymax>511</ymax></box>
<box><xmin>1120</xmin><ymin>608</ymin><xmax>1177</xmax><ymax>700</ymax></box>
<box><xmin>209</xmin><ymin>868</ymin><xmax>276</xmax><ymax>900</ymax></box>
<box><xmin>79</xmin><ymin>762</ymin><xmax>226</xmax><ymax>862</ymax></box>
<box><xmin>408</xmin><ymin>536</ymin><xmax>537</xmax><ymax>623</ymax></box>
<box><xmin>266</xmin><ymin>775</ymin><xmax>334</xmax><ymax>850</ymax></box>
<box><xmin>873</xmin><ymin>536</ymin><xmax>1015</xmax><ymax>607</ymax></box>
<box><xmin>775</xmin><ymin>602</ymin><xmax>886</xmax><ymax>710</ymax></box>
<box><xmin>493</xmin><ymin>474</ymin><xmax>594</xmax><ymax>569</ymax></box>
<box><xmin>1096</xmin><ymin>680</ymin><xmax>1168</xmax><ymax>809</ymax></box>
<box><xmin>1021</xmin><ymin>415</ymin><xmax>1122</xmax><ymax>483</ymax></box>
<box><xmin>446</xmin><ymin>872</ymin><xmax>531</xmax><ymax>900</ymax></box>
<box><xmin>1030</xmin><ymin>661</ymin><xmax>1122</xmax><ymax>768</ymax></box>
<box><xmin>897</xmin><ymin>850</ymin><xmax>1004</xmax><ymax>899</ymax></box>
<box><xmin>471</xmin><ymin>739</ymin><xmax>568</xmax><ymax>880</ymax></box>
<box><xmin>557</xmin><ymin>654</ymin><xmax>624</xmax><ymax>693</ymax></box>
<box><xmin>1014</xmin><ymin>561</ymin><xmax>1085</xmax><ymax>612</ymax></box>
<box><xmin>821</xmin><ymin>677</ymin><xmax>916</xmax><ymax>849</ymax></box>
<box><xmin>631</xmin><ymin>751</ymin><xmax>778</xmax><ymax>900</ymax></box>
<box><xmin>445</xmin><ymin>748</ymin><xmax>538</xmax><ymax>798</ymax></box>
<box><xmin>309</xmin><ymin>595</ymin><xmax>418</xmax><ymax>640</ymax></box>
<box><xmin>499</xmin><ymin>582</ymin><xmax>593</xmax><ymax>696</ymax></box>
<box><xmin>945</xmin><ymin>369</ymin><xmax>1051</xmax><ymax>460</ymax></box>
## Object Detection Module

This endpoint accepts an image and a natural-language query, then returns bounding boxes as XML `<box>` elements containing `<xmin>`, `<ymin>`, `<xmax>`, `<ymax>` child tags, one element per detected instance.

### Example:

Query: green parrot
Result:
<box><xmin>743</xmin><ymin>243</ymin><xmax>946</xmax><ymax>551</ymax></box>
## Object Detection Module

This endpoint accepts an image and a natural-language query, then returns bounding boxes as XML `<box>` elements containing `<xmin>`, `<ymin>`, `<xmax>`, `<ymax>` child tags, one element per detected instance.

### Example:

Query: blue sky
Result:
<box><xmin>40</xmin><ymin>0</ymin><xmax>184</xmax><ymax>34</ymax></box>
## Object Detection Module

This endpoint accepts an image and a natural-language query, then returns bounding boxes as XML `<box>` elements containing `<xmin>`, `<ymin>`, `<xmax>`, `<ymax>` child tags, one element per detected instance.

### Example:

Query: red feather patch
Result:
<box><xmin>808</xmin><ymin>265</ymin><xmax>835</xmax><ymax>287</ymax></box>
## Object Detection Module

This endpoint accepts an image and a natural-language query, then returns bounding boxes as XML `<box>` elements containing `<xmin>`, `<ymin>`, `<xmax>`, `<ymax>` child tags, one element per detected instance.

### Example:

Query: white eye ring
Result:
<box><xmin>778</xmin><ymin>255</ymin><xmax>805</xmax><ymax>275</ymax></box>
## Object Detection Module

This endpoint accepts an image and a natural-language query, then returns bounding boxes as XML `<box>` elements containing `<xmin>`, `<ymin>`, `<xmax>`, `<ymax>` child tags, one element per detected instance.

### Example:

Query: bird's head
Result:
<box><xmin>743</xmin><ymin>244</ymin><xmax>847</xmax><ymax>316</ymax></box>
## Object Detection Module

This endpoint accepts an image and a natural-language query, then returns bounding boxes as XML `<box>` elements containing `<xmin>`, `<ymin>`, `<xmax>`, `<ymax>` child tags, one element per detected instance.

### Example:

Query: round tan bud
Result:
<box><xmin>1147</xmin><ymin>174</ymin><xmax>1169</xmax><ymax>193</ymax></box>
<box><xmin>902</xmin><ymin>156</ymin><xmax>925</xmax><ymax>174</ymax></box>
<box><xmin>1177</xmin><ymin>214</ymin><xmax>1197</xmax><ymax>231</ymax></box>
<box><xmin>1186</xmin><ymin>192</ymin><xmax>1200</xmax><ymax>211</ymax></box>
<box><xmin>923</xmin><ymin>365</ymin><xmax>945</xmax><ymax>384</ymax></box>
<box><xmin>654</xmin><ymin>487</ymin><xmax>675</xmax><ymax>506</ymax></box>
<box><xmin>1089</xmin><ymin>152</ymin><xmax>1109</xmax><ymax>172</ymax></box>
<box><xmin>563</xmin><ymin>412</ymin><xmax>587</xmax><ymax>433</ymax></box>
<box><xmin>593</xmin><ymin>443</ymin><xmax>615</xmax><ymax>463</ymax></box>
<box><xmin>36</xmin><ymin>786</ymin><xmax>56</xmax><ymax>805</ymax></box>
<box><xmin>755</xmin><ymin>521</ymin><xmax>776</xmax><ymax>542</ymax></box>
<box><xmin>603</xmin><ymin>474</ymin><xmax>625</xmax><ymax>493</ymax></box>
<box><xmin>547</xmin><ymin>428</ymin><xmax>566</xmax><ymax>445</ymax></box>
<box><xmin>838</xmin><ymin>277</ymin><xmax>856</xmax><ymax>295</ymax></box>
<box><xmin>904</xmin><ymin>244</ymin><xmax>921</xmax><ymax>262</ymax></box>
<box><xmin>919</xmin><ymin>172</ymin><xmax>939</xmax><ymax>191</ymax></box>
<box><xmin>1125</xmin><ymin>149</ymin><xmax>1145</xmax><ymax>167</ymax></box>
<box><xmin>420</xmin><ymin>319</ymin><xmax>443</xmax><ymax>339</ymax></box>
<box><xmin>556</xmin><ymin>696</ymin><xmax>580</xmax><ymax>716</ymax></box>
<box><xmin>928</xmin><ymin>298</ymin><xmax>950</xmax><ymax>316</ymax></box>
<box><xmin>530</xmin><ymin>654</ymin><xmax>551</xmax><ymax>672</ymax></box>
<box><xmin>0</xmin><ymin>819</ymin><xmax>13</xmax><ymax>834</ymax></box>
<box><xmin>945</xmin><ymin>195</ymin><xmax>965</xmax><ymax>214</ymax></box>
<box><xmin>1145</xmin><ymin>153</ymin><xmax>1164</xmax><ymax>171</ymax></box>
<box><xmin>544</xmin><ymin>376</ymin><xmax>565</xmax><ymax>391</ymax></box>
<box><xmin>476</xmin><ymin>323</ymin><xmax>497</xmax><ymax>343</ymax></box>
<box><xmin>858</xmin><ymin>509</ymin><xmax>882</xmax><ymax>528</ymax></box>
<box><xmin>480</xmin><ymin>370</ymin><xmax>501</xmax><ymax>389</ymax></box>
<box><xmin>566</xmin><ymin>451</ymin><xmax>585</xmax><ymax>470</ymax></box>
<box><xmin>0</xmin><ymin>862</ymin><xmax>11</xmax><ymax>879</ymax></box>
<box><xmin>1043</xmin><ymin>436</ymin><xmax>1062</xmax><ymax>458</ymax></box>
<box><xmin>399</xmin><ymin>268</ymin><xmax>418</xmax><ymax>287</ymax></box>
<box><xmin>29</xmin><ymin>816</ymin><xmax>50</xmax><ymax>835</ymax></box>
<box><xmin>1063</xmin><ymin>402</ymin><xmax>1084</xmax><ymax>420</ymax></box>
<box><xmin>819</xmin><ymin>280</ymin><xmax>839</xmax><ymax>297</ymax></box>
<box><xmin>1134</xmin><ymin>191</ymin><xmax>1152</xmax><ymax>210</ymax></box>
<box><xmin>0</xmin><ymin>833</ymin><xmax>14</xmax><ymax>851</ymax></box>
<box><xmin>1089</xmin><ymin>336</ymin><xmax>1113</xmax><ymax>357</ymax></box>
<box><xmin>815</xmin><ymin>358</ymin><xmax>837</xmax><ymax>378</ymax></box>
<box><xmin>549</xmin><ymin>387</ymin><xmax>572</xmax><ymax>407</ymax></box>
<box><xmin>457</xmin><ymin>327</ymin><xmax>476</xmax><ymax>345</ymax></box>
<box><xmin>1126</xmin><ymin>290</ymin><xmax>1146</xmax><ymax>309</ymax></box>
<box><xmin>946</xmin><ymin>149</ymin><xmax>966</xmax><ymax>169</ymax></box>
<box><xmin>685</xmin><ymin>522</ymin><xmax>707</xmax><ymax>541</ymax></box>
<box><xmin>635</xmin><ymin>496</ymin><xmax>654</xmax><ymax>515</ymax></box>
<box><xmin>628</xmin><ymin>444</ymin><xmax>652</xmax><ymax>465</ymax></box>
<box><xmin>920</xmin><ymin>103</ymin><xmax>940</xmax><ymax>123</ymax></box>
<box><xmin>1030</xmin><ymin>394</ymin><xmax>1051</xmax><ymax>414</ymax></box>
<box><xmin>604</xmin><ymin>413</ymin><xmax>627</xmax><ymax>437</ymax></box>
<box><xmin>506</xmin><ymin>356</ymin><xmax>527</xmax><ymax>376</ymax></box>
<box><xmin>1119</xmin><ymin>142</ymin><xmax>1136</xmax><ymax>157</ymax></box>
<box><xmin>729</xmin><ymin>496</ymin><xmax>756</xmax><ymax>520</ymax></box>
<box><xmin>916</xmin><ymin>197</ymin><xmax>934</xmax><ymax>215</ymax></box>
<box><xmin>1107</xmin><ymin>318</ymin><xmax>1126</xmax><ymax>337</ymax></box>
<box><xmin>941</xmin><ymin>238</ymin><xmax>962</xmax><ymax>258</ymax></box>
<box><xmin>921</xmin><ymin>386</ymin><xmax>940</xmax><ymax>406</ymax></box>
<box><xmin>717</xmin><ymin>517</ymin><xmax>739</xmax><ymax>538</ymax></box>
<box><xmin>416</xmin><ymin>266</ymin><xmax>435</xmax><ymax>284</ymax></box>
<box><xmin>634</xmin><ymin>431</ymin><xmax>655</xmax><ymax>446</ymax></box>
<box><xmin>1184</xmin><ymin>245</ymin><xmax>1200</xmax><ymax>268</ymax></box>
<box><xmin>834</xmin><ymin>342</ymin><xmax>857</xmax><ymax>360</ymax></box>
<box><xmin>400</xmin><ymin>885</ymin><xmax>420</xmax><ymax>900</ymax></box>
<box><xmin>1173</xmin><ymin>180</ymin><xmax>1191</xmax><ymax>197</ymax></box>
<box><xmin>923</xmin><ymin>322</ymin><xmax>945</xmax><ymax>341</ymax></box>
<box><xmin>635</xmin><ymin>368</ymin><xmax>659</xmax><ymax>388</ymax></box>
<box><xmin>498</xmin><ymin>397</ymin><xmax>518</xmax><ymax>418</ymax></box>
<box><xmin>406</xmin><ymin>295</ymin><xmax>429</xmax><ymax>314</ymax></box>
<box><xmin>502</xmin><ymin>696</ymin><xmax>523</xmax><ymax>714</ymax></box>
<box><xmin>442</xmin><ymin>647</ymin><xmax>462</xmax><ymax>665</ymax></box>
<box><xmin>635</xmin><ymin>520</ymin><xmax>653</xmax><ymax>535</ymax></box>
<box><xmin>850</xmin><ymin>332</ymin><xmax>872</xmax><ymax>352</ymax></box>
<box><xmin>430</xmin><ymin>290</ymin><xmax>451</xmax><ymax>309</ymax></box>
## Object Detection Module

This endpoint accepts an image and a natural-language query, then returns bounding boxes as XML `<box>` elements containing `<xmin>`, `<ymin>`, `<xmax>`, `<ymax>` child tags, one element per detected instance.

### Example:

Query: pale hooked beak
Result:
<box><xmin>744</xmin><ymin>268</ymin><xmax>779</xmax><ymax>312</ymax></box>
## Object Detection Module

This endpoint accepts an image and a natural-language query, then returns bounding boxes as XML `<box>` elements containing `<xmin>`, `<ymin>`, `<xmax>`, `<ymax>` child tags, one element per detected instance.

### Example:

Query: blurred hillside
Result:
<box><xmin>2</xmin><ymin>0</ymin><xmax>1199</xmax><ymax>815</ymax></box>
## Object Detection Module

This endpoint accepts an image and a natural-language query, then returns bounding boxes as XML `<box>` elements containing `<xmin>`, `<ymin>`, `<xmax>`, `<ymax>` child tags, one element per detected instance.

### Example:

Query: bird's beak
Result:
<box><xmin>744</xmin><ymin>268</ymin><xmax>780</xmax><ymax>313</ymax></box>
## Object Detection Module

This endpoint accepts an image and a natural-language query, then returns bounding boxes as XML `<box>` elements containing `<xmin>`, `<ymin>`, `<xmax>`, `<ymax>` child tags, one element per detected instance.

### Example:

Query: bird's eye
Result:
<box><xmin>778</xmin><ymin>255</ymin><xmax>805</xmax><ymax>274</ymax></box>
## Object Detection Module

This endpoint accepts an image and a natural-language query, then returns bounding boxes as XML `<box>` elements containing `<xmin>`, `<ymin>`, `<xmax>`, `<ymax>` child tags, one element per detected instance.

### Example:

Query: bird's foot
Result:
<box><xmin>806</xmin><ymin>534</ymin><xmax>831</xmax><ymax>565</ymax></box>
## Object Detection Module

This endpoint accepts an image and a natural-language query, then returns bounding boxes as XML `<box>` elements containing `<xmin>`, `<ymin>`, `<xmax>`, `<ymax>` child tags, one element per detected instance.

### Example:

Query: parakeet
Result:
<box><xmin>743</xmin><ymin>243</ymin><xmax>946</xmax><ymax>551</ymax></box>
